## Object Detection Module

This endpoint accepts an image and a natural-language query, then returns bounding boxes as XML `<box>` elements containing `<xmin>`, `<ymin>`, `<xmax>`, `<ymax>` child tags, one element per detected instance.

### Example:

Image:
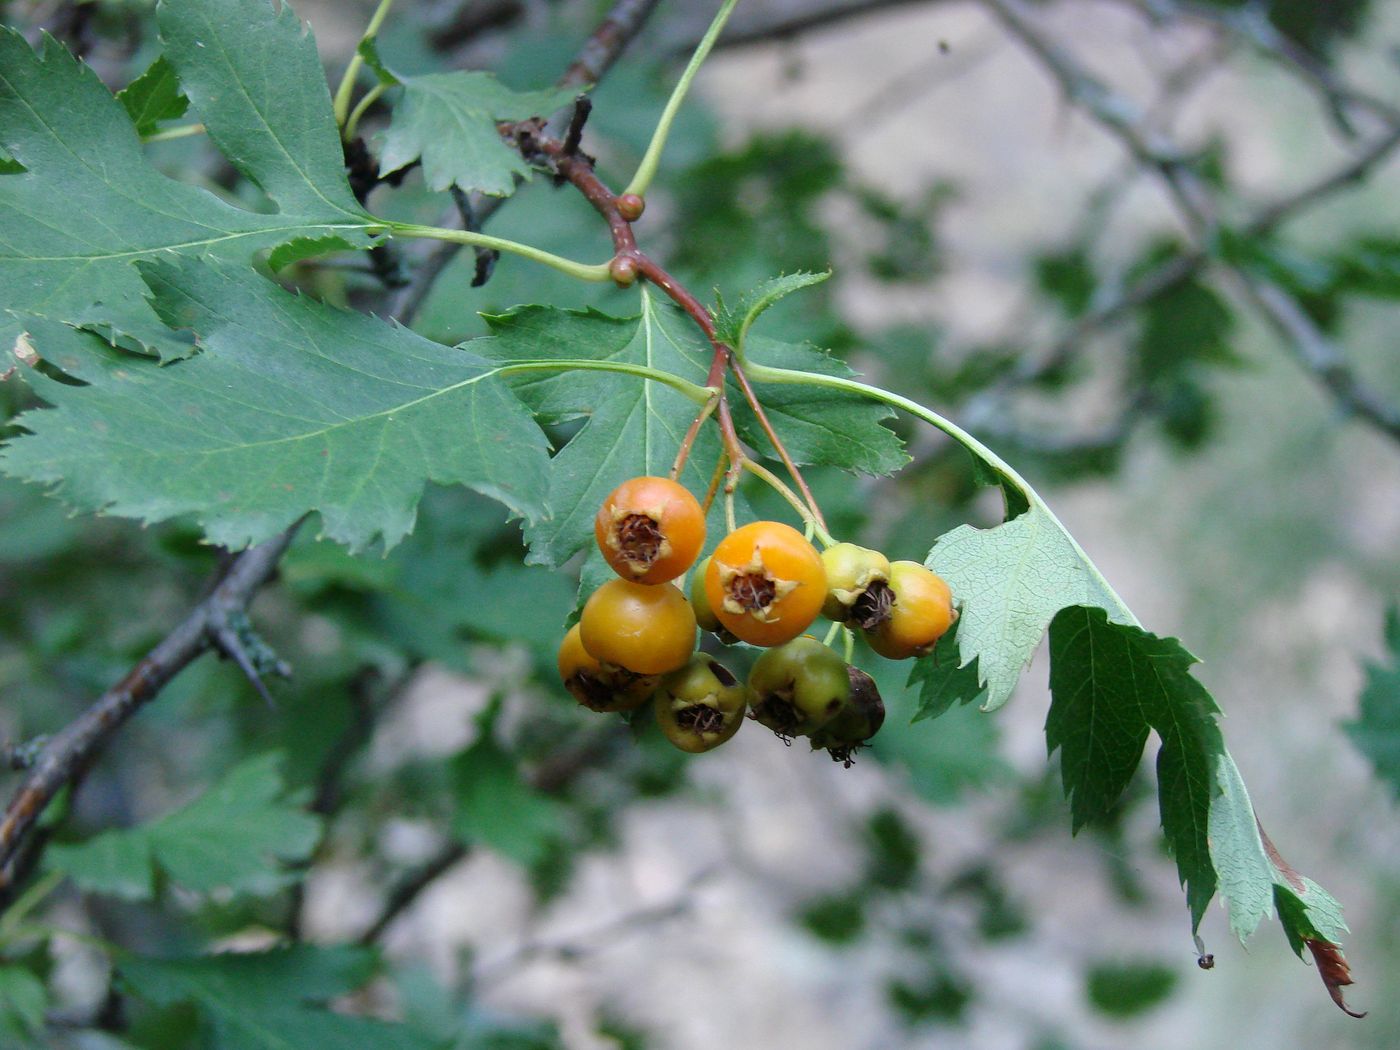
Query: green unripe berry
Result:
<box><xmin>820</xmin><ymin>542</ymin><xmax>892</xmax><ymax>626</ymax></box>
<box><xmin>748</xmin><ymin>636</ymin><xmax>851</xmax><ymax>738</ymax></box>
<box><xmin>690</xmin><ymin>557</ymin><xmax>739</xmax><ymax>643</ymax></box>
<box><xmin>655</xmin><ymin>656</ymin><xmax>748</xmax><ymax>753</ymax></box>
<box><xmin>810</xmin><ymin>666</ymin><xmax>885</xmax><ymax>765</ymax></box>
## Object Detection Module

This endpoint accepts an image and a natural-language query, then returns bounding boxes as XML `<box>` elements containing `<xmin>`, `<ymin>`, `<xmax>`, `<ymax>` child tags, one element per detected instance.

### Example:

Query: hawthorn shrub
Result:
<box><xmin>2</xmin><ymin>0</ymin><xmax>1397</xmax><ymax>1045</ymax></box>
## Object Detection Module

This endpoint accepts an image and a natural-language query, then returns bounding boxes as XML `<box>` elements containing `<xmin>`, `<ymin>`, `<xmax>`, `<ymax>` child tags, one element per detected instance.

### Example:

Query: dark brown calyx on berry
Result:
<box><xmin>676</xmin><ymin>703</ymin><xmax>726</xmax><ymax>734</ymax></box>
<box><xmin>565</xmin><ymin>664</ymin><xmax>659</xmax><ymax>713</ymax></box>
<box><xmin>849</xmin><ymin>579</ymin><xmax>894</xmax><ymax>631</ymax></box>
<box><xmin>655</xmin><ymin>656</ymin><xmax>749</xmax><ymax>753</ymax></box>
<box><xmin>616</xmin><ymin>512</ymin><xmax>665</xmax><ymax>569</ymax></box>
<box><xmin>811</xmin><ymin>666</ymin><xmax>886</xmax><ymax>767</ymax></box>
<box><xmin>750</xmin><ymin>689</ymin><xmax>800</xmax><ymax>739</ymax></box>
<box><xmin>566</xmin><ymin>670</ymin><xmax>614</xmax><ymax>711</ymax></box>
<box><xmin>728</xmin><ymin>572</ymin><xmax>776</xmax><ymax>612</ymax></box>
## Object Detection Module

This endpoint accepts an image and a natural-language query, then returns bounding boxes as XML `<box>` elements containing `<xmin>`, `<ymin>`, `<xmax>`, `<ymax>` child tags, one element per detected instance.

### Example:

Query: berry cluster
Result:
<box><xmin>557</xmin><ymin>476</ymin><xmax>957</xmax><ymax>762</ymax></box>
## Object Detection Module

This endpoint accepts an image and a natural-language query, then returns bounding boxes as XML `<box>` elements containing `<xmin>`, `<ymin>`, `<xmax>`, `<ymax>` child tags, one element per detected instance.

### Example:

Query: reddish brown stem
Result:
<box><xmin>549</xmin><ymin>130</ymin><xmax>826</xmax><ymax>535</ymax></box>
<box><xmin>728</xmin><ymin>356</ymin><xmax>828</xmax><ymax>530</ymax></box>
<box><xmin>698</xmin><ymin>450</ymin><xmax>727</xmax><ymax>514</ymax></box>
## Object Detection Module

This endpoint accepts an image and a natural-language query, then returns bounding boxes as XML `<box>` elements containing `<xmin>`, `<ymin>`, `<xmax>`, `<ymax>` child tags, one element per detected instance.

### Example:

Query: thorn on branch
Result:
<box><xmin>562</xmin><ymin>96</ymin><xmax>593</xmax><ymax>159</ymax></box>
<box><xmin>448</xmin><ymin>187</ymin><xmax>500</xmax><ymax>288</ymax></box>
<box><xmin>207</xmin><ymin>608</ymin><xmax>291</xmax><ymax>707</ymax></box>
<box><xmin>2</xmin><ymin>737</ymin><xmax>49</xmax><ymax>772</ymax></box>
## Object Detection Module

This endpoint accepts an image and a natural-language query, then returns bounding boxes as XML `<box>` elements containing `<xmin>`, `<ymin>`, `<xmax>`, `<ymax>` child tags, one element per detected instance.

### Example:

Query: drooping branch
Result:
<box><xmin>962</xmin><ymin>119</ymin><xmax>1400</xmax><ymax>437</ymax></box>
<box><xmin>1128</xmin><ymin>0</ymin><xmax>1400</xmax><ymax>135</ymax></box>
<box><xmin>0</xmin><ymin>524</ymin><xmax>298</xmax><ymax>897</ymax></box>
<box><xmin>975</xmin><ymin>0</ymin><xmax>1400</xmax><ymax>446</ymax></box>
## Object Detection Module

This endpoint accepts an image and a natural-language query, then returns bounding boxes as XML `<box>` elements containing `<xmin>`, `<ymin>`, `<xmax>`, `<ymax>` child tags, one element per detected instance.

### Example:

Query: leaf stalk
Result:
<box><xmin>622</xmin><ymin>0</ymin><xmax>742</xmax><ymax>198</ymax></box>
<box><xmin>333</xmin><ymin>0</ymin><xmax>399</xmax><ymax>130</ymax></box>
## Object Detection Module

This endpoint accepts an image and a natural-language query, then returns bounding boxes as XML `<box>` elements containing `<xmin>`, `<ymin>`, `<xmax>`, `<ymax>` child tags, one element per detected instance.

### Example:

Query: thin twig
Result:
<box><xmin>0</xmin><ymin>525</ymin><xmax>299</xmax><ymax>898</ymax></box>
<box><xmin>976</xmin><ymin>0</ymin><xmax>1400</xmax><ymax>446</ymax></box>
<box><xmin>390</xmin><ymin>0</ymin><xmax>663</xmax><ymax>322</ymax></box>
<box><xmin>470</xmin><ymin>865</ymin><xmax>717</xmax><ymax>989</ymax></box>
<box><xmin>1131</xmin><ymin>0</ymin><xmax>1400</xmax><ymax>133</ymax></box>
<box><xmin>357</xmin><ymin>841</ymin><xmax>471</xmax><ymax>945</ymax></box>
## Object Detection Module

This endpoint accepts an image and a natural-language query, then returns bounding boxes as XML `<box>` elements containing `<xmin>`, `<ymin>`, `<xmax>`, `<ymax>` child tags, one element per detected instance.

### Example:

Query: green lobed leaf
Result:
<box><xmin>1207</xmin><ymin>750</ymin><xmax>1275</xmax><ymax>940</ymax></box>
<box><xmin>927</xmin><ymin>505</ymin><xmax>1131</xmax><ymax>713</ymax></box>
<box><xmin>736</xmin><ymin>336</ymin><xmax>908</xmax><ymax>476</ymax></box>
<box><xmin>48</xmin><ymin>753</ymin><xmax>321</xmax><ymax>900</ymax></box>
<box><xmin>119</xmin><ymin>946</ymin><xmax>445</xmax><ymax>1050</ymax></box>
<box><xmin>451</xmin><ymin>736</ymin><xmax>565</xmax><ymax>867</ymax></box>
<box><xmin>378</xmin><ymin>72</ymin><xmax>579</xmax><ymax>195</ymax></box>
<box><xmin>116</xmin><ymin>55</ymin><xmax>189</xmax><ymax>136</ymax></box>
<box><xmin>1343</xmin><ymin>605</ymin><xmax>1400</xmax><ymax>797</ymax></box>
<box><xmin>712</xmin><ymin>271</ymin><xmax>831</xmax><ymax>350</ymax></box>
<box><xmin>473</xmin><ymin>291</ymin><xmax>725</xmax><ymax>571</ymax></box>
<box><xmin>1274</xmin><ymin>876</ymin><xmax>1349</xmax><ymax>952</ymax></box>
<box><xmin>1046</xmin><ymin>607</ymin><xmax>1221</xmax><ymax>928</ymax></box>
<box><xmin>2</xmin><ymin>259</ymin><xmax>549</xmax><ymax>551</ymax></box>
<box><xmin>0</xmin><ymin>8</ymin><xmax>375</xmax><ymax>360</ymax></box>
<box><xmin>156</xmin><ymin>0</ymin><xmax>367</xmax><ymax>219</ymax></box>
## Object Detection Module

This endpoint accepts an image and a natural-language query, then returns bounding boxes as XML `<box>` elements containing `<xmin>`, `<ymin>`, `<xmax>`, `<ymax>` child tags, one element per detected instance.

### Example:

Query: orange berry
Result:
<box><xmin>595</xmin><ymin>476</ymin><xmax>705</xmax><ymax>585</ymax></box>
<box><xmin>703</xmin><ymin>521</ymin><xmax>826</xmax><ymax>647</ymax></box>
<box><xmin>579</xmin><ymin>578</ymin><xmax>696</xmax><ymax>674</ymax></box>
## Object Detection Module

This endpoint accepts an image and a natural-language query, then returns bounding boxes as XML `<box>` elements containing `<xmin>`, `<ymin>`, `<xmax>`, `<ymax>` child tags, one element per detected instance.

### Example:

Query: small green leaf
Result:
<box><xmin>1274</xmin><ymin>876</ymin><xmax>1349</xmax><ymax>952</ymax></box>
<box><xmin>863</xmin><ymin>808</ymin><xmax>921</xmax><ymax>891</ymax></box>
<box><xmin>379</xmin><ymin>72</ymin><xmax>579</xmax><ymax>195</ymax></box>
<box><xmin>712</xmin><ymin>271</ymin><xmax>830</xmax><ymax>351</ymax></box>
<box><xmin>736</xmin><ymin>336</ymin><xmax>908</xmax><ymax>476</ymax></box>
<box><xmin>3</xmin><ymin>260</ymin><xmax>549</xmax><ymax>551</ymax></box>
<box><xmin>797</xmin><ymin>892</ymin><xmax>866</xmax><ymax>945</ymax></box>
<box><xmin>1344</xmin><ymin>605</ymin><xmax>1400</xmax><ymax>797</ymax></box>
<box><xmin>1084</xmin><ymin>960</ymin><xmax>1177</xmax><ymax>1018</ymax></box>
<box><xmin>1034</xmin><ymin>246</ymin><xmax>1096</xmax><ymax>317</ymax></box>
<box><xmin>119</xmin><ymin>946</ymin><xmax>444</xmax><ymax>1050</ymax></box>
<box><xmin>48</xmin><ymin>753</ymin><xmax>321</xmax><ymax>900</ymax></box>
<box><xmin>1332</xmin><ymin>237</ymin><xmax>1400</xmax><ymax>299</ymax></box>
<box><xmin>928</xmin><ymin>506</ymin><xmax>1130</xmax><ymax>713</ymax></box>
<box><xmin>908</xmin><ymin>624</ymin><xmax>986</xmax><ymax>721</ymax></box>
<box><xmin>116</xmin><ymin>55</ymin><xmax>188</xmax><ymax>136</ymax></box>
<box><xmin>452</xmin><ymin>736</ymin><xmax>564</xmax><ymax>867</ymax></box>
